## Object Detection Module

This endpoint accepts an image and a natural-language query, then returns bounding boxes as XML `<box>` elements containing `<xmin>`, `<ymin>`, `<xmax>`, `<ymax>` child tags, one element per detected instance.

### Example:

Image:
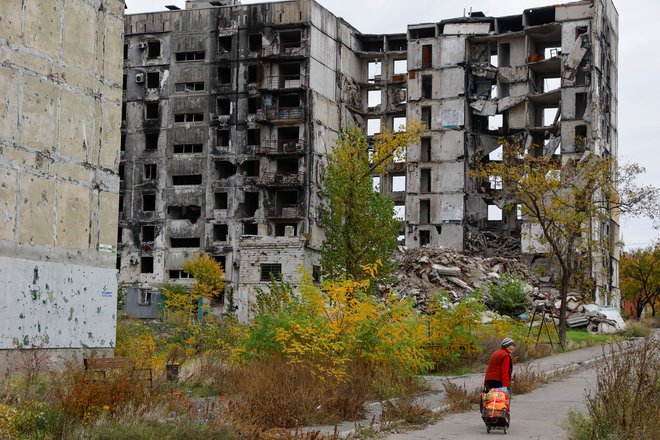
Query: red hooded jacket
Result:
<box><xmin>484</xmin><ymin>347</ymin><xmax>512</xmax><ymax>388</ymax></box>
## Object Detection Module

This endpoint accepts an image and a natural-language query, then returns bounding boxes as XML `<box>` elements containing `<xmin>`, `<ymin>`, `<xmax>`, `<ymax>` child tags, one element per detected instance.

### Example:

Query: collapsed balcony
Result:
<box><xmin>257</xmin><ymin>172</ymin><xmax>305</xmax><ymax>187</ymax></box>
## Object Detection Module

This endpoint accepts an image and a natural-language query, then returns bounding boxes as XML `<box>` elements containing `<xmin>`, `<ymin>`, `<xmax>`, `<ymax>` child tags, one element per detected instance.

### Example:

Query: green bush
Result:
<box><xmin>486</xmin><ymin>274</ymin><xmax>531</xmax><ymax>317</ymax></box>
<box><xmin>622</xmin><ymin>319</ymin><xmax>652</xmax><ymax>338</ymax></box>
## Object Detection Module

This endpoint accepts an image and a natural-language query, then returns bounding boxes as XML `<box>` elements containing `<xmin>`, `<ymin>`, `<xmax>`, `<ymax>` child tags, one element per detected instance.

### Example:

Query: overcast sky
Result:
<box><xmin>125</xmin><ymin>0</ymin><xmax>660</xmax><ymax>250</ymax></box>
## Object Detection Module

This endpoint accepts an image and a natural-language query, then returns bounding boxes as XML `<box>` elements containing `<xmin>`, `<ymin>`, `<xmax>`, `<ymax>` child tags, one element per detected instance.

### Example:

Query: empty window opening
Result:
<box><xmin>217</xmin><ymin>129</ymin><xmax>230</xmax><ymax>147</ymax></box>
<box><xmin>247</xmin><ymin>128</ymin><xmax>260</xmax><ymax>146</ymax></box>
<box><xmin>215</xmin><ymin>192</ymin><xmax>228</xmax><ymax>209</ymax></box>
<box><xmin>172</xmin><ymin>174</ymin><xmax>202</xmax><ymax>186</ymax></box>
<box><xmin>247</xmin><ymin>65</ymin><xmax>258</xmax><ymax>83</ymax></box>
<box><xmin>123</xmin><ymin>43</ymin><xmax>128</xmax><ymax>60</ymax></box>
<box><xmin>173</xmin><ymin>144</ymin><xmax>203</xmax><ymax>154</ymax></box>
<box><xmin>218</xmin><ymin>66</ymin><xmax>231</xmax><ymax>84</ymax></box>
<box><xmin>168</xmin><ymin>205</ymin><xmax>201</xmax><ymax>222</ymax></box>
<box><xmin>490</xmin><ymin>52</ymin><xmax>498</xmax><ymax>68</ymax></box>
<box><xmin>215</xmin><ymin>160</ymin><xmax>236</xmax><ymax>179</ymax></box>
<box><xmin>118</xmin><ymin>162</ymin><xmax>125</xmax><ymax>181</ymax></box>
<box><xmin>420</xmin><ymin>199</ymin><xmax>430</xmax><ymax>223</ymax></box>
<box><xmin>368</xmin><ymin>90</ymin><xmax>381</xmax><ymax>107</ymax></box>
<box><xmin>421</xmin><ymin>106</ymin><xmax>432</xmax><ymax>129</ymax></box>
<box><xmin>175</xmin><ymin>51</ymin><xmax>205</xmax><ymax>62</ymax></box>
<box><xmin>240</xmin><ymin>160</ymin><xmax>260</xmax><ymax>177</ymax></box>
<box><xmin>278</xmin><ymin>94</ymin><xmax>300</xmax><ymax>107</ymax></box>
<box><xmin>218</xmin><ymin>35</ymin><xmax>232</xmax><ymax>52</ymax></box>
<box><xmin>276</xmin><ymin>190</ymin><xmax>298</xmax><ymax>210</ymax></box>
<box><xmin>144</xmin><ymin>163</ymin><xmax>157</xmax><ymax>180</ymax></box>
<box><xmin>213</xmin><ymin>224</ymin><xmax>229</xmax><ymax>241</ymax></box>
<box><xmin>491</xmin><ymin>84</ymin><xmax>498</xmax><ymax>99</ymax></box>
<box><xmin>279</xmin><ymin>62</ymin><xmax>301</xmax><ymax>84</ymax></box>
<box><xmin>123</xmin><ymin>74</ymin><xmax>127</xmax><ymax>90</ymax></box>
<box><xmin>214</xmin><ymin>255</ymin><xmax>226</xmax><ymax>269</ymax></box>
<box><xmin>260</xmin><ymin>263</ymin><xmax>282</xmax><ymax>281</ymax></box>
<box><xmin>147</xmin><ymin>72</ymin><xmax>160</xmax><ymax>88</ymax></box>
<box><xmin>248</xmin><ymin>96</ymin><xmax>261</xmax><ymax>114</ymax></box>
<box><xmin>278</xmin><ymin>126</ymin><xmax>299</xmax><ymax>145</ymax></box>
<box><xmin>489</xmin><ymin>114</ymin><xmax>503</xmax><ymax>131</ymax></box>
<box><xmin>497</xmin><ymin>15</ymin><xmax>523</xmax><ymax>33</ymax></box>
<box><xmin>394</xmin><ymin>204</ymin><xmax>405</xmax><ymax>220</ymax></box>
<box><xmin>544</xmin><ymin>46</ymin><xmax>561</xmax><ymax>59</ymax></box>
<box><xmin>119</xmin><ymin>195</ymin><xmax>123</xmax><ymax>212</ymax></box>
<box><xmin>138</xmin><ymin>290</ymin><xmax>152</xmax><ymax>306</ymax></box>
<box><xmin>143</xmin><ymin>194</ymin><xmax>156</xmax><ymax>211</ymax></box>
<box><xmin>248</xmin><ymin>33</ymin><xmax>262</xmax><ymax>52</ymax></box>
<box><xmin>543</xmin><ymin>77</ymin><xmax>561</xmax><ymax>92</ymax></box>
<box><xmin>372</xmin><ymin>176</ymin><xmax>381</xmax><ymax>191</ymax></box>
<box><xmin>117</xmin><ymin>226</ymin><xmax>122</xmax><ymax>243</ymax></box>
<box><xmin>419</xmin><ymin>230</ymin><xmax>430</xmax><ymax>245</ymax></box>
<box><xmin>145</xmin><ymin>132</ymin><xmax>158</xmax><ymax>150</ymax></box>
<box><xmin>175</xmin><ymin>82</ymin><xmax>205</xmax><ymax>92</ymax></box>
<box><xmin>169</xmin><ymin>270</ymin><xmax>192</xmax><ymax>279</ymax></box>
<box><xmin>367</xmin><ymin>118</ymin><xmax>380</xmax><ymax>136</ymax></box>
<box><xmin>422</xmin><ymin>44</ymin><xmax>433</xmax><ymax>69</ymax></box>
<box><xmin>421</xmin><ymin>137</ymin><xmax>432</xmax><ymax>162</ymax></box>
<box><xmin>422</xmin><ymin>75</ymin><xmax>432</xmax><ymax>99</ymax></box>
<box><xmin>575</xmin><ymin>93</ymin><xmax>587</xmax><ymax>119</ymax></box>
<box><xmin>276</xmin><ymin>158</ymin><xmax>298</xmax><ymax>174</ymax></box>
<box><xmin>499</xmin><ymin>82</ymin><xmax>510</xmax><ymax>98</ymax></box>
<box><xmin>145</xmin><ymin>102</ymin><xmax>159</xmax><ymax>119</ymax></box>
<box><xmin>420</xmin><ymin>169</ymin><xmax>431</xmax><ymax>193</ymax></box>
<box><xmin>217</xmin><ymin>98</ymin><xmax>231</xmax><ymax>115</ymax></box>
<box><xmin>499</xmin><ymin>43</ymin><xmax>511</xmax><ymax>67</ymax></box>
<box><xmin>543</xmin><ymin>107</ymin><xmax>558</xmax><ymax>126</ymax></box>
<box><xmin>312</xmin><ymin>265</ymin><xmax>321</xmax><ymax>283</ymax></box>
<box><xmin>171</xmin><ymin>237</ymin><xmax>200</xmax><ymax>248</ymax></box>
<box><xmin>147</xmin><ymin>41</ymin><xmax>160</xmax><ymax>59</ymax></box>
<box><xmin>280</xmin><ymin>30</ymin><xmax>301</xmax><ymax>51</ymax></box>
<box><xmin>488</xmin><ymin>205</ymin><xmax>503</xmax><ymax>221</ymax></box>
<box><xmin>489</xmin><ymin>145</ymin><xmax>503</xmax><ymax>161</ymax></box>
<box><xmin>174</xmin><ymin>113</ymin><xmax>203</xmax><ymax>123</ymax></box>
<box><xmin>410</xmin><ymin>26</ymin><xmax>435</xmax><ymax>39</ymax></box>
<box><xmin>575</xmin><ymin>125</ymin><xmax>587</xmax><ymax>150</ymax></box>
<box><xmin>392</xmin><ymin>175</ymin><xmax>406</xmax><ymax>192</ymax></box>
<box><xmin>489</xmin><ymin>175</ymin><xmax>502</xmax><ymax>190</ymax></box>
<box><xmin>394</xmin><ymin>59</ymin><xmax>407</xmax><ymax>74</ymax></box>
<box><xmin>140</xmin><ymin>256</ymin><xmax>154</xmax><ymax>273</ymax></box>
<box><xmin>525</xmin><ymin>7</ymin><xmax>555</xmax><ymax>26</ymax></box>
<box><xmin>122</xmin><ymin>102</ymin><xmax>126</xmax><ymax>121</ymax></box>
<box><xmin>575</xmin><ymin>26</ymin><xmax>588</xmax><ymax>39</ymax></box>
<box><xmin>243</xmin><ymin>192</ymin><xmax>259</xmax><ymax>217</ymax></box>
<box><xmin>275</xmin><ymin>223</ymin><xmax>297</xmax><ymax>236</ymax></box>
<box><xmin>516</xmin><ymin>204</ymin><xmax>523</xmax><ymax>220</ymax></box>
<box><xmin>142</xmin><ymin>225</ymin><xmax>155</xmax><ymax>242</ymax></box>
<box><xmin>393</xmin><ymin>116</ymin><xmax>407</xmax><ymax>131</ymax></box>
<box><xmin>368</xmin><ymin>62</ymin><xmax>381</xmax><ymax>81</ymax></box>
<box><xmin>243</xmin><ymin>222</ymin><xmax>258</xmax><ymax>235</ymax></box>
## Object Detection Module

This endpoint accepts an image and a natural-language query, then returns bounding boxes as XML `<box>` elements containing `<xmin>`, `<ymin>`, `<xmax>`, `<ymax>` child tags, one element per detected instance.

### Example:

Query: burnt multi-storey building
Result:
<box><xmin>120</xmin><ymin>0</ymin><xmax>619</xmax><ymax>320</ymax></box>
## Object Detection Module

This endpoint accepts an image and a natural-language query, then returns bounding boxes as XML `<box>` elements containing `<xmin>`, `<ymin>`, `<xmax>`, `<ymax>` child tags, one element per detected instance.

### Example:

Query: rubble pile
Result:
<box><xmin>387</xmin><ymin>246</ymin><xmax>538</xmax><ymax>310</ymax></box>
<box><xmin>529</xmin><ymin>292</ymin><xmax>622</xmax><ymax>333</ymax></box>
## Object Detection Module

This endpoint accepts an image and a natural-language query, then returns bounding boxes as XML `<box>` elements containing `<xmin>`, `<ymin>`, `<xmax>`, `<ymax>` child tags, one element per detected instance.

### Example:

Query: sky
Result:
<box><xmin>125</xmin><ymin>0</ymin><xmax>660</xmax><ymax>250</ymax></box>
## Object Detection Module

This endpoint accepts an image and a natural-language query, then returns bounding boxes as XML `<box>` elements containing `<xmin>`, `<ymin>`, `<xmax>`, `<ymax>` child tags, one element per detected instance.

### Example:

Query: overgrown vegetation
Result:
<box><xmin>486</xmin><ymin>274</ymin><xmax>532</xmax><ymax>317</ymax></box>
<box><xmin>620</xmin><ymin>243</ymin><xmax>659</xmax><ymax>319</ymax></box>
<box><xmin>566</xmin><ymin>337</ymin><xmax>659</xmax><ymax>440</ymax></box>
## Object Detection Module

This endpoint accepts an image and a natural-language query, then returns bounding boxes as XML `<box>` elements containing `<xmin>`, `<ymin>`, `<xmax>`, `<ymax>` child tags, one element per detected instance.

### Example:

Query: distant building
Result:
<box><xmin>0</xmin><ymin>0</ymin><xmax>124</xmax><ymax>368</ymax></box>
<box><xmin>119</xmin><ymin>0</ymin><xmax>619</xmax><ymax>320</ymax></box>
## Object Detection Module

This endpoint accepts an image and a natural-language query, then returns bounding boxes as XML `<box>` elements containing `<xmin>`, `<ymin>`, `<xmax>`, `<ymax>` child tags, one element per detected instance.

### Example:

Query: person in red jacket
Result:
<box><xmin>484</xmin><ymin>338</ymin><xmax>515</xmax><ymax>391</ymax></box>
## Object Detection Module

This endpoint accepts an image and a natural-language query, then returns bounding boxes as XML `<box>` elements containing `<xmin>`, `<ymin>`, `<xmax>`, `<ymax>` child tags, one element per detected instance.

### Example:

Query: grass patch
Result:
<box><xmin>564</xmin><ymin>328</ymin><xmax>621</xmax><ymax>351</ymax></box>
<box><xmin>510</xmin><ymin>365</ymin><xmax>547</xmax><ymax>395</ymax></box>
<box><xmin>622</xmin><ymin>319</ymin><xmax>653</xmax><ymax>338</ymax></box>
<box><xmin>380</xmin><ymin>395</ymin><xmax>437</xmax><ymax>427</ymax></box>
<box><xmin>441</xmin><ymin>381</ymin><xmax>480</xmax><ymax>412</ymax></box>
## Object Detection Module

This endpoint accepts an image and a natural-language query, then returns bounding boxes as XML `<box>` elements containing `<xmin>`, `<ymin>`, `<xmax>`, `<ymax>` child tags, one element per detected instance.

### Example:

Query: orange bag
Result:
<box><xmin>482</xmin><ymin>388</ymin><xmax>510</xmax><ymax>413</ymax></box>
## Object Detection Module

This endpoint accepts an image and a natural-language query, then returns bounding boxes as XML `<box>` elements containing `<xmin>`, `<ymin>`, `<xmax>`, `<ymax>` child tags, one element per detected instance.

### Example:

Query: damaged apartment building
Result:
<box><xmin>120</xmin><ymin>0</ymin><xmax>619</xmax><ymax>321</ymax></box>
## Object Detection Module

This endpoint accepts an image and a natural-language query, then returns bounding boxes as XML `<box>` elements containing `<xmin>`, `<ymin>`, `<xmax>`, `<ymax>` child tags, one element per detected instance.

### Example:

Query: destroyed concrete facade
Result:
<box><xmin>119</xmin><ymin>0</ymin><xmax>620</xmax><ymax>320</ymax></box>
<box><xmin>0</xmin><ymin>0</ymin><xmax>124</xmax><ymax>367</ymax></box>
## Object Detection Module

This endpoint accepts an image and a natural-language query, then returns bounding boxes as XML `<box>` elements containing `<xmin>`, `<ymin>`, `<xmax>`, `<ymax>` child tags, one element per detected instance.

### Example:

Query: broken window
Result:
<box><xmin>409</xmin><ymin>26</ymin><xmax>435</xmax><ymax>39</ymax></box>
<box><xmin>260</xmin><ymin>263</ymin><xmax>282</xmax><ymax>281</ymax></box>
<box><xmin>140</xmin><ymin>256</ymin><xmax>154</xmax><ymax>273</ymax></box>
<box><xmin>147</xmin><ymin>72</ymin><xmax>160</xmax><ymax>88</ymax></box>
<box><xmin>422</xmin><ymin>75</ymin><xmax>432</xmax><ymax>99</ymax></box>
<box><xmin>218</xmin><ymin>66</ymin><xmax>231</xmax><ymax>84</ymax></box>
<box><xmin>420</xmin><ymin>169</ymin><xmax>431</xmax><ymax>193</ymax></box>
<box><xmin>544</xmin><ymin>46</ymin><xmax>561</xmax><ymax>59</ymax></box>
<box><xmin>174</xmin><ymin>113</ymin><xmax>203</xmax><ymax>123</ymax></box>
<box><xmin>169</xmin><ymin>270</ymin><xmax>192</xmax><ymax>279</ymax></box>
<box><xmin>392</xmin><ymin>175</ymin><xmax>405</xmax><ymax>192</ymax></box>
<box><xmin>368</xmin><ymin>90</ymin><xmax>381</xmax><ymax>108</ymax></box>
<box><xmin>216</xmin><ymin>129</ymin><xmax>230</xmax><ymax>147</ymax></box>
<box><xmin>419</xmin><ymin>230</ymin><xmax>430</xmax><ymax>246</ymax></box>
<box><xmin>489</xmin><ymin>175</ymin><xmax>502</xmax><ymax>190</ymax></box>
<box><xmin>172</xmin><ymin>175</ymin><xmax>202</xmax><ymax>186</ymax></box>
<box><xmin>123</xmin><ymin>74</ymin><xmax>127</xmax><ymax>90</ymax></box>
<box><xmin>243</xmin><ymin>222</ymin><xmax>258</xmax><ymax>235</ymax></box>
<box><xmin>175</xmin><ymin>82</ymin><xmax>205</xmax><ymax>92</ymax></box>
<box><xmin>243</xmin><ymin>192</ymin><xmax>259</xmax><ymax>217</ymax></box>
<box><xmin>392</xmin><ymin>116</ymin><xmax>407</xmax><ymax>132</ymax></box>
<box><xmin>276</xmin><ymin>158</ymin><xmax>297</xmax><ymax>174</ymax></box>
<box><xmin>217</xmin><ymin>98</ymin><xmax>231</xmax><ymax>115</ymax></box>
<box><xmin>279</xmin><ymin>30</ymin><xmax>301</xmax><ymax>52</ymax></box>
<box><xmin>144</xmin><ymin>163</ymin><xmax>157</xmax><ymax>180</ymax></box>
<box><xmin>247</xmin><ymin>65</ymin><xmax>258</xmax><ymax>83</ymax></box>
<box><xmin>122</xmin><ymin>102</ymin><xmax>126</xmax><ymax>121</ymax></box>
<box><xmin>248</xmin><ymin>33</ymin><xmax>262</xmax><ymax>52</ymax></box>
<box><xmin>173</xmin><ymin>144</ymin><xmax>203</xmax><ymax>154</ymax></box>
<box><xmin>575</xmin><ymin>93</ymin><xmax>587</xmax><ymax>119</ymax></box>
<box><xmin>247</xmin><ymin>128</ymin><xmax>260</xmax><ymax>146</ymax></box>
<box><xmin>142</xmin><ymin>194</ymin><xmax>156</xmax><ymax>211</ymax></box>
<box><xmin>543</xmin><ymin>107</ymin><xmax>558</xmax><ymax>127</ymax></box>
<box><xmin>240</xmin><ymin>160</ymin><xmax>260</xmax><ymax>177</ymax></box>
<box><xmin>138</xmin><ymin>290</ymin><xmax>152</xmax><ymax>306</ymax></box>
<box><xmin>118</xmin><ymin>162</ymin><xmax>125</xmax><ymax>181</ymax></box>
<box><xmin>121</xmin><ymin>134</ymin><xmax>126</xmax><ymax>152</ymax></box>
<box><xmin>123</xmin><ymin>43</ymin><xmax>128</xmax><ymax>60</ymax></box>
<box><xmin>312</xmin><ymin>265</ymin><xmax>321</xmax><ymax>283</ymax></box>
<box><xmin>394</xmin><ymin>204</ymin><xmax>405</xmax><ymax>220</ymax></box>
<box><xmin>367</xmin><ymin>118</ymin><xmax>380</xmax><ymax>136</ymax></box>
<box><xmin>575</xmin><ymin>125</ymin><xmax>587</xmax><ymax>151</ymax></box>
<box><xmin>489</xmin><ymin>114</ymin><xmax>503</xmax><ymax>131</ymax></box>
<box><xmin>488</xmin><ymin>204</ymin><xmax>503</xmax><ymax>221</ymax></box>
<box><xmin>422</xmin><ymin>44</ymin><xmax>433</xmax><ymax>69</ymax></box>
<box><xmin>214</xmin><ymin>255</ymin><xmax>226</xmax><ymax>269</ymax></box>
<box><xmin>489</xmin><ymin>145</ymin><xmax>503</xmax><ymax>161</ymax></box>
<box><xmin>213</xmin><ymin>224</ymin><xmax>228</xmax><ymax>241</ymax></box>
<box><xmin>168</xmin><ymin>205</ymin><xmax>201</xmax><ymax>222</ymax></box>
<box><xmin>218</xmin><ymin>35</ymin><xmax>232</xmax><ymax>52</ymax></box>
<box><xmin>278</xmin><ymin>94</ymin><xmax>300</xmax><ymax>107</ymax></box>
<box><xmin>215</xmin><ymin>160</ymin><xmax>236</xmax><ymax>179</ymax></box>
<box><xmin>145</xmin><ymin>132</ymin><xmax>158</xmax><ymax>150</ymax></box>
<box><xmin>394</xmin><ymin>59</ymin><xmax>407</xmax><ymax>74</ymax></box>
<box><xmin>214</xmin><ymin>192</ymin><xmax>228</xmax><ymax>209</ymax></box>
<box><xmin>142</xmin><ymin>225</ymin><xmax>155</xmax><ymax>242</ymax></box>
<box><xmin>420</xmin><ymin>199</ymin><xmax>430</xmax><ymax>223</ymax></box>
<box><xmin>372</xmin><ymin>176</ymin><xmax>380</xmax><ymax>191</ymax></box>
<box><xmin>499</xmin><ymin>43</ymin><xmax>510</xmax><ymax>67</ymax></box>
<box><xmin>175</xmin><ymin>51</ymin><xmax>205</xmax><ymax>62</ymax></box>
<box><xmin>145</xmin><ymin>102</ymin><xmax>159</xmax><ymax>119</ymax></box>
<box><xmin>119</xmin><ymin>195</ymin><xmax>123</xmax><ymax>212</ymax></box>
<box><xmin>275</xmin><ymin>223</ymin><xmax>297</xmax><ymax>236</ymax></box>
<box><xmin>171</xmin><ymin>237</ymin><xmax>201</xmax><ymax>248</ymax></box>
<box><xmin>421</xmin><ymin>106</ymin><xmax>432</xmax><ymax>129</ymax></box>
<box><xmin>147</xmin><ymin>41</ymin><xmax>160</xmax><ymax>59</ymax></box>
<box><xmin>368</xmin><ymin>61</ymin><xmax>381</xmax><ymax>82</ymax></box>
<box><xmin>248</xmin><ymin>96</ymin><xmax>261</xmax><ymax>114</ymax></box>
<box><xmin>421</xmin><ymin>137</ymin><xmax>432</xmax><ymax>162</ymax></box>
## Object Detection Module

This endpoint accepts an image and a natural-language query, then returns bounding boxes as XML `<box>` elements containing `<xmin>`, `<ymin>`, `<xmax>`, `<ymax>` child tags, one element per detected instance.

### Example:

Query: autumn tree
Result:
<box><xmin>620</xmin><ymin>243</ymin><xmax>659</xmax><ymax>319</ymax></box>
<box><xmin>473</xmin><ymin>135</ymin><xmax>658</xmax><ymax>346</ymax></box>
<box><xmin>320</xmin><ymin>122</ymin><xmax>423</xmax><ymax>280</ymax></box>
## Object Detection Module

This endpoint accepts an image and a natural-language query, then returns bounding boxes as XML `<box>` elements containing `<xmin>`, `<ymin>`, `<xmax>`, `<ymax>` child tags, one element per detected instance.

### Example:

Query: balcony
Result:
<box><xmin>260</xmin><ymin>43</ymin><xmax>308</xmax><ymax>59</ymax></box>
<box><xmin>257</xmin><ymin>139</ymin><xmax>305</xmax><ymax>155</ymax></box>
<box><xmin>259</xmin><ymin>74</ymin><xmax>308</xmax><ymax>91</ymax></box>
<box><xmin>255</xmin><ymin>107</ymin><xmax>305</xmax><ymax>124</ymax></box>
<box><xmin>267</xmin><ymin>203</ymin><xmax>305</xmax><ymax>219</ymax></box>
<box><xmin>257</xmin><ymin>172</ymin><xmax>305</xmax><ymax>187</ymax></box>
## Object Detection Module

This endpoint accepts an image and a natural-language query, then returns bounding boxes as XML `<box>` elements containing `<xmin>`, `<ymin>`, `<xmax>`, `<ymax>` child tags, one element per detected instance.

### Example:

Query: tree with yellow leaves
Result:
<box><xmin>321</xmin><ymin>121</ymin><xmax>424</xmax><ymax>280</ymax></box>
<box><xmin>620</xmin><ymin>243</ymin><xmax>659</xmax><ymax>319</ymax></box>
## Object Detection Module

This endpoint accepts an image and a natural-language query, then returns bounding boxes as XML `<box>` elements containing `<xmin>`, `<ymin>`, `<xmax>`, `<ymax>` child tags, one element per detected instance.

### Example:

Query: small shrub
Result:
<box><xmin>486</xmin><ymin>274</ymin><xmax>531</xmax><ymax>317</ymax></box>
<box><xmin>510</xmin><ymin>365</ymin><xmax>546</xmax><ymax>395</ymax></box>
<box><xmin>442</xmin><ymin>381</ymin><xmax>480</xmax><ymax>412</ymax></box>
<box><xmin>380</xmin><ymin>395</ymin><xmax>435</xmax><ymax>425</ymax></box>
<box><xmin>622</xmin><ymin>319</ymin><xmax>652</xmax><ymax>338</ymax></box>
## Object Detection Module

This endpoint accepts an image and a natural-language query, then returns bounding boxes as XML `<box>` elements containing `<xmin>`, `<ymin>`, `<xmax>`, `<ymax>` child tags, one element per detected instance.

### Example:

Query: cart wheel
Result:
<box><xmin>503</xmin><ymin>426</ymin><xmax>508</xmax><ymax>434</ymax></box>
<box><xmin>486</xmin><ymin>426</ymin><xmax>491</xmax><ymax>433</ymax></box>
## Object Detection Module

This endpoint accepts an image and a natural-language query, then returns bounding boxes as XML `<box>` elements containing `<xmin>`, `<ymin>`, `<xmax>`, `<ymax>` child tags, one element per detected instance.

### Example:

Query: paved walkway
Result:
<box><xmin>307</xmin><ymin>340</ymin><xmax>629</xmax><ymax>437</ymax></box>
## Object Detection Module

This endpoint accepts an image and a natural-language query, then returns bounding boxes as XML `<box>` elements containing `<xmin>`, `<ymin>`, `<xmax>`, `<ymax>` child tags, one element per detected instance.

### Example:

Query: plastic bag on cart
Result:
<box><xmin>482</xmin><ymin>387</ymin><xmax>510</xmax><ymax>413</ymax></box>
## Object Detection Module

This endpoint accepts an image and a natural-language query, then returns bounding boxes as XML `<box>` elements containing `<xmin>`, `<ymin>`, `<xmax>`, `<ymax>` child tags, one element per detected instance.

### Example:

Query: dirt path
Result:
<box><xmin>384</xmin><ymin>367</ymin><xmax>597</xmax><ymax>439</ymax></box>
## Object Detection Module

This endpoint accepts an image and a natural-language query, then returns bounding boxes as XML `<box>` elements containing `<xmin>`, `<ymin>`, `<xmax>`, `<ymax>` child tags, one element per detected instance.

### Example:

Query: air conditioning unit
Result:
<box><xmin>135</xmin><ymin>73</ymin><xmax>145</xmax><ymax>83</ymax></box>
<box><xmin>137</xmin><ymin>42</ymin><xmax>147</xmax><ymax>50</ymax></box>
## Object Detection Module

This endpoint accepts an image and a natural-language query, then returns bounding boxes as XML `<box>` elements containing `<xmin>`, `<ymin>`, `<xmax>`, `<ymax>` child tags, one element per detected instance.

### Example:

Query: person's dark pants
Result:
<box><xmin>481</xmin><ymin>380</ymin><xmax>503</xmax><ymax>413</ymax></box>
